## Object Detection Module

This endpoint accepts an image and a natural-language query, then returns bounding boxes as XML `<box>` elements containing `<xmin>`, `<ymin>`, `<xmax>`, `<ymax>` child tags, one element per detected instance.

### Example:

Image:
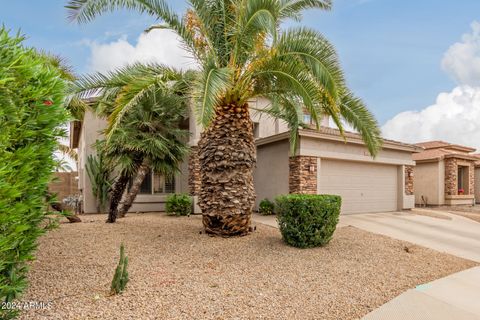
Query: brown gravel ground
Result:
<box><xmin>18</xmin><ymin>213</ymin><xmax>476</xmax><ymax>320</ymax></box>
<box><xmin>434</xmin><ymin>206</ymin><xmax>480</xmax><ymax>223</ymax></box>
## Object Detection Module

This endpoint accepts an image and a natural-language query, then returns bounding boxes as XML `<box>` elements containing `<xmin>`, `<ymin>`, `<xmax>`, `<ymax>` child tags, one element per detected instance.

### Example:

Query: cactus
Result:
<box><xmin>110</xmin><ymin>243</ymin><xmax>129</xmax><ymax>295</ymax></box>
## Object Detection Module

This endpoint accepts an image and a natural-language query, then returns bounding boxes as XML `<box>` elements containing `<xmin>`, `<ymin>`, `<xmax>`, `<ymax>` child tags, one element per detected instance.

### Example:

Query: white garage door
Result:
<box><xmin>319</xmin><ymin>159</ymin><xmax>398</xmax><ymax>214</ymax></box>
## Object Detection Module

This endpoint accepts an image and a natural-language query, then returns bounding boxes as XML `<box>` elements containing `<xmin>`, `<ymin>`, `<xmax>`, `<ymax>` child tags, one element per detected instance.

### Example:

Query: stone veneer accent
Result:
<box><xmin>405</xmin><ymin>165</ymin><xmax>414</xmax><ymax>195</ymax></box>
<box><xmin>289</xmin><ymin>156</ymin><xmax>317</xmax><ymax>194</ymax></box>
<box><xmin>444</xmin><ymin>158</ymin><xmax>475</xmax><ymax>196</ymax></box>
<box><xmin>188</xmin><ymin>146</ymin><xmax>201</xmax><ymax>196</ymax></box>
<box><xmin>445</xmin><ymin>158</ymin><xmax>458</xmax><ymax>196</ymax></box>
<box><xmin>469</xmin><ymin>163</ymin><xmax>475</xmax><ymax>196</ymax></box>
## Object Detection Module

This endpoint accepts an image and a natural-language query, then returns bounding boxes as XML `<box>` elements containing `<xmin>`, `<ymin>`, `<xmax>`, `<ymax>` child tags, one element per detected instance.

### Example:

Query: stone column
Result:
<box><xmin>404</xmin><ymin>165</ymin><xmax>414</xmax><ymax>195</ymax></box>
<box><xmin>444</xmin><ymin>158</ymin><xmax>457</xmax><ymax>196</ymax></box>
<box><xmin>188</xmin><ymin>146</ymin><xmax>201</xmax><ymax>196</ymax></box>
<box><xmin>469</xmin><ymin>163</ymin><xmax>475</xmax><ymax>195</ymax></box>
<box><xmin>289</xmin><ymin>156</ymin><xmax>317</xmax><ymax>194</ymax></box>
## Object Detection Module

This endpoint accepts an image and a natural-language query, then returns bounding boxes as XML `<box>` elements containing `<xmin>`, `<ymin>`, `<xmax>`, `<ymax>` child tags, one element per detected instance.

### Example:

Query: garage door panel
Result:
<box><xmin>319</xmin><ymin>160</ymin><xmax>398</xmax><ymax>214</ymax></box>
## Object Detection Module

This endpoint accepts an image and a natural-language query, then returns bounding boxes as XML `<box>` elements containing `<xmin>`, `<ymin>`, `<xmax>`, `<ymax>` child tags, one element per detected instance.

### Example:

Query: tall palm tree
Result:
<box><xmin>66</xmin><ymin>0</ymin><xmax>382</xmax><ymax>236</ymax></box>
<box><xmin>74</xmin><ymin>63</ymin><xmax>190</xmax><ymax>222</ymax></box>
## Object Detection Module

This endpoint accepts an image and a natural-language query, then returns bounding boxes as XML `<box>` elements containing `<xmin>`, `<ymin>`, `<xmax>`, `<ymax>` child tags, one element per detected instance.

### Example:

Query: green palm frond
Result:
<box><xmin>279</xmin><ymin>0</ymin><xmax>332</xmax><ymax>21</ymax></box>
<box><xmin>192</xmin><ymin>56</ymin><xmax>233</xmax><ymax>126</ymax></box>
<box><xmin>338</xmin><ymin>89</ymin><xmax>383</xmax><ymax>156</ymax></box>
<box><xmin>66</xmin><ymin>0</ymin><xmax>382</xmax><ymax>156</ymax></box>
<box><xmin>58</xmin><ymin>144</ymin><xmax>78</xmax><ymax>162</ymax></box>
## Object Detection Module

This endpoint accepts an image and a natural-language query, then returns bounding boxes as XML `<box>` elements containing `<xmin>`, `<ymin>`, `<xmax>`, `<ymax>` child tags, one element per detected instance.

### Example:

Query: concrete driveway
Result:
<box><xmin>340</xmin><ymin>208</ymin><xmax>480</xmax><ymax>262</ymax></box>
<box><xmin>340</xmin><ymin>209</ymin><xmax>480</xmax><ymax>320</ymax></box>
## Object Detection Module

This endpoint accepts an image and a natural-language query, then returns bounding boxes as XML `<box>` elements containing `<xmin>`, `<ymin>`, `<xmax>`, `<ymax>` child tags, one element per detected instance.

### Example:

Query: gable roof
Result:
<box><xmin>414</xmin><ymin>140</ymin><xmax>476</xmax><ymax>153</ymax></box>
<box><xmin>256</xmin><ymin>126</ymin><xmax>421</xmax><ymax>153</ymax></box>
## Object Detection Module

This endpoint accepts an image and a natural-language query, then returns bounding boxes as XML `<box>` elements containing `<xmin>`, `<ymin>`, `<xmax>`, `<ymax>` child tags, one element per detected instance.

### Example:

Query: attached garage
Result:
<box><xmin>319</xmin><ymin>160</ymin><xmax>398</xmax><ymax>214</ymax></box>
<box><xmin>254</xmin><ymin>127</ymin><xmax>421</xmax><ymax>214</ymax></box>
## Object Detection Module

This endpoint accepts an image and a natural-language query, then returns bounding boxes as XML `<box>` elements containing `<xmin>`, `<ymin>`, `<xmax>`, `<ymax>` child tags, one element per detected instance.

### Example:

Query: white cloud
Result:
<box><xmin>86</xmin><ymin>29</ymin><xmax>195</xmax><ymax>73</ymax></box>
<box><xmin>441</xmin><ymin>21</ymin><xmax>480</xmax><ymax>86</ymax></box>
<box><xmin>382</xmin><ymin>85</ymin><xmax>480</xmax><ymax>149</ymax></box>
<box><xmin>383</xmin><ymin>21</ymin><xmax>480</xmax><ymax>151</ymax></box>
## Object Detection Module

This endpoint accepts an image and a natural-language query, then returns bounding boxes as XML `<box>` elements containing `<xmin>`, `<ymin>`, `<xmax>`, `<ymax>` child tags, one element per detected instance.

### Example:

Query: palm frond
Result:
<box><xmin>338</xmin><ymin>90</ymin><xmax>383</xmax><ymax>156</ymax></box>
<box><xmin>192</xmin><ymin>56</ymin><xmax>233</xmax><ymax>126</ymax></box>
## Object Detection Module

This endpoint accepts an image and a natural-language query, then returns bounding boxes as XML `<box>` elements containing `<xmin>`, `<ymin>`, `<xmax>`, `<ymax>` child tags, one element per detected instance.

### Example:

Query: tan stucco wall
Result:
<box><xmin>77</xmin><ymin>110</ymin><xmax>108</xmax><ymax>213</ymax></box>
<box><xmin>299</xmin><ymin>136</ymin><xmax>415</xmax><ymax>166</ymax></box>
<box><xmin>253</xmin><ymin>139</ymin><xmax>290</xmax><ymax>210</ymax></box>
<box><xmin>476</xmin><ymin>168</ymin><xmax>480</xmax><ymax>204</ymax></box>
<box><xmin>414</xmin><ymin>161</ymin><xmax>445</xmax><ymax>206</ymax></box>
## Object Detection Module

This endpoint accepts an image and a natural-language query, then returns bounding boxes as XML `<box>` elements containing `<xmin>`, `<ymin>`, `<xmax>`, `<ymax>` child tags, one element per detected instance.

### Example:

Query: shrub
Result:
<box><xmin>166</xmin><ymin>194</ymin><xmax>192</xmax><ymax>216</ymax></box>
<box><xmin>275</xmin><ymin>194</ymin><xmax>341</xmax><ymax>248</ymax></box>
<box><xmin>110</xmin><ymin>244</ymin><xmax>129</xmax><ymax>295</ymax></box>
<box><xmin>259</xmin><ymin>198</ymin><xmax>275</xmax><ymax>215</ymax></box>
<box><xmin>0</xmin><ymin>28</ymin><xmax>68</xmax><ymax>317</ymax></box>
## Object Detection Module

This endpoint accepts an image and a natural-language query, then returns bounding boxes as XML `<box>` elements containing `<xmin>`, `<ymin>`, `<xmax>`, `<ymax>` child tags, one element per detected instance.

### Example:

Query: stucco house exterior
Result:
<box><xmin>71</xmin><ymin>98</ymin><xmax>420</xmax><ymax>215</ymax></box>
<box><xmin>474</xmin><ymin>156</ymin><xmax>480</xmax><ymax>204</ymax></box>
<box><xmin>413</xmin><ymin>141</ymin><xmax>478</xmax><ymax>206</ymax></box>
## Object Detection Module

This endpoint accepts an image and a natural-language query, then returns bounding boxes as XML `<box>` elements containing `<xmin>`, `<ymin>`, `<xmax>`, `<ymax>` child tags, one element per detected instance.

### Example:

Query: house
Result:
<box><xmin>476</xmin><ymin>156</ymin><xmax>480</xmax><ymax>204</ymax></box>
<box><xmin>413</xmin><ymin>141</ymin><xmax>478</xmax><ymax>206</ymax></box>
<box><xmin>71</xmin><ymin>98</ymin><xmax>420</xmax><ymax>215</ymax></box>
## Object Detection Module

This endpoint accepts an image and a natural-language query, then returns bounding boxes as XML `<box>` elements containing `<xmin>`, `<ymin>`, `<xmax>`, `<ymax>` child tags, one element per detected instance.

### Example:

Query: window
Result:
<box><xmin>253</xmin><ymin>122</ymin><xmax>260</xmax><ymax>138</ymax></box>
<box><xmin>303</xmin><ymin>114</ymin><xmax>312</xmax><ymax>125</ymax></box>
<box><xmin>457</xmin><ymin>166</ymin><xmax>469</xmax><ymax>194</ymax></box>
<box><xmin>136</xmin><ymin>170</ymin><xmax>175</xmax><ymax>195</ymax></box>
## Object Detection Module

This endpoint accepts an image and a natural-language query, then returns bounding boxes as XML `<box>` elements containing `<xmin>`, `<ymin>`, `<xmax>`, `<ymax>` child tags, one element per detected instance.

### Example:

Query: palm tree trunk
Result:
<box><xmin>118</xmin><ymin>160</ymin><xmax>150</xmax><ymax>218</ymax></box>
<box><xmin>106</xmin><ymin>172</ymin><xmax>130</xmax><ymax>223</ymax></box>
<box><xmin>198</xmin><ymin>102</ymin><xmax>256</xmax><ymax>236</ymax></box>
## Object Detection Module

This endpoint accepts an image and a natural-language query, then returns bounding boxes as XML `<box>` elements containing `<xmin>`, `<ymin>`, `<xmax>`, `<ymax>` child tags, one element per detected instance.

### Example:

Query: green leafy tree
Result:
<box><xmin>0</xmin><ymin>28</ymin><xmax>69</xmax><ymax>318</ymax></box>
<box><xmin>66</xmin><ymin>0</ymin><xmax>382</xmax><ymax>236</ymax></box>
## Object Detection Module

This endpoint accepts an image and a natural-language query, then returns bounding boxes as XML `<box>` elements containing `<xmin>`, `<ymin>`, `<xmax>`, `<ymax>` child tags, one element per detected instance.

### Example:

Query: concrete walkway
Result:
<box><xmin>252</xmin><ymin>210</ymin><xmax>480</xmax><ymax>320</ymax></box>
<box><xmin>363</xmin><ymin>266</ymin><xmax>480</xmax><ymax>320</ymax></box>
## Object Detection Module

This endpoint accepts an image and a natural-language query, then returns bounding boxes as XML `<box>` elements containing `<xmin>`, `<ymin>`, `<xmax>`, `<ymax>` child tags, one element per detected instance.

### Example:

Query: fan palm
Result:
<box><xmin>74</xmin><ymin>63</ymin><xmax>190</xmax><ymax>222</ymax></box>
<box><xmin>66</xmin><ymin>0</ymin><xmax>382</xmax><ymax>235</ymax></box>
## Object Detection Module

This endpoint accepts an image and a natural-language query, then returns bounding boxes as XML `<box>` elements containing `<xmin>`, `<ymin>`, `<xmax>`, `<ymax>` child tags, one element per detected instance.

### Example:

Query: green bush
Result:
<box><xmin>0</xmin><ymin>28</ymin><xmax>68</xmax><ymax>317</ymax></box>
<box><xmin>165</xmin><ymin>194</ymin><xmax>192</xmax><ymax>216</ymax></box>
<box><xmin>275</xmin><ymin>194</ymin><xmax>341</xmax><ymax>248</ymax></box>
<box><xmin>259</xmin><ymin>198</ymin><xmax>275</xmax><ymax>215</ymax></box>
<box><xmin>110</xmin><ymin>243</ymin><xmax>129</xmax><ymax>295</ymax></box>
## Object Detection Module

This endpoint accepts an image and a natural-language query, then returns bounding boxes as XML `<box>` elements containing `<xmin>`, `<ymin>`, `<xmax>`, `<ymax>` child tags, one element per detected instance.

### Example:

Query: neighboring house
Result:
<box><xmin>413</xmin><ymin>141</ymin><xmax>478</xmax><ymax>206</ymax></box>
<box><xmin>473</xmin><ymin>155</ymin><xmax>480</xmax><ymax>204</ymax></box>
<box><xmin>71</xmin><ymin>98</ymin><xmax>420</xmax><ymax>215</ymax></box>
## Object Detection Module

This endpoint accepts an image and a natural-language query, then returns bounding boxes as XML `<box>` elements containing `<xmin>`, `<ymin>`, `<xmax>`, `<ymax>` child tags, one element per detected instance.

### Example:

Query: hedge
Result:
<box><xmin>275</xmin><ymin>194</ymin><xmax>341</xmax><ymax>248</ymax></box>
<box><xmin>0</xmin><ymin>28</ymin><xmax>68</xmax><ymax>318</ymax></box>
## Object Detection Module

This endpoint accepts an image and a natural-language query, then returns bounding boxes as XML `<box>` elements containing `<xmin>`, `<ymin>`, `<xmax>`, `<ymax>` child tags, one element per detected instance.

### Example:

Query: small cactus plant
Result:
<box><xmin>110</xmin><ymin>243</ymin><xmax>129</xmax><ymax>295</ymax></box>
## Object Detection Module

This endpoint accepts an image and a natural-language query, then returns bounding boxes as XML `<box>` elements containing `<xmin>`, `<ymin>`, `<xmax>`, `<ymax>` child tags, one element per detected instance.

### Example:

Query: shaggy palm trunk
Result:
<box><xmin>107</xmin><ymin>172</ymin><xmax>130</xmax><ymax>223</ymax></box>
<box><xmin>118</xmin><ymin>160</ymin><xmax>150</xmax><ymax>218</ymax></box>
<box><xmin>198</xmin><ymin>102</ymin><xmax>256</xmax><ymax>236</ymax></box>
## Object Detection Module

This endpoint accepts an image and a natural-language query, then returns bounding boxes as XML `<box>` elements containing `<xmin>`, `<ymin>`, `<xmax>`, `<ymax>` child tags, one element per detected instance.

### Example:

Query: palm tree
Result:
<box><xmin>67</xmin><ymin>0</ymin><xmax>382</xmax><ymax>236</ymax></box>
<box><xmin>74</xmin><ymin>64</ymin><xmax>190</xmax><ymax>222</ymax></box>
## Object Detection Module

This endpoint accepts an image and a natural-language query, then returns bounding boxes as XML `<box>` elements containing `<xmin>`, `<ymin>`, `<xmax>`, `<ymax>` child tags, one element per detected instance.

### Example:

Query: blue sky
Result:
<box><xmin>2</xmin><ymin>0</ymin><xmax>480</xmax><ymax>129</ymax></box>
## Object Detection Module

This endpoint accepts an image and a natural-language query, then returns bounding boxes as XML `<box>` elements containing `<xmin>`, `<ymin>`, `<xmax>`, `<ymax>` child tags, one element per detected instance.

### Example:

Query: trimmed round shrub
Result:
<box><xmin>166</xmin><ymin>194</ymin><xmax>192</xmax><ymax>216</ymax></box>
<box><xmin>259</xmin><ymin>198</ymin><xmax>275</xmax><ymax>215</ymax></box>
<box><xmin>275</xmin><ymin>194</ymin><xmax>341</xmax><ymax>248</ymax></box>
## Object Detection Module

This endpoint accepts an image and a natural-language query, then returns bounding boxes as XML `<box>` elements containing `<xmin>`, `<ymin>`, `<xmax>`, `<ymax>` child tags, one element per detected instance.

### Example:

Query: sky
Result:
<box><xmin>2</xmin><ymin>0</ymin><xmax>480</xmax><ymax>149</ymax></box>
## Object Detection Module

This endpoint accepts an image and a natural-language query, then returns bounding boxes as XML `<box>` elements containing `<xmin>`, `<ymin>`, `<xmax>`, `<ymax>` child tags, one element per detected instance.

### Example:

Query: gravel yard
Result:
<box><xmin>18</xmin><ymin>213</ymin><xmax>476</xmax><ymax>320</ymax></box>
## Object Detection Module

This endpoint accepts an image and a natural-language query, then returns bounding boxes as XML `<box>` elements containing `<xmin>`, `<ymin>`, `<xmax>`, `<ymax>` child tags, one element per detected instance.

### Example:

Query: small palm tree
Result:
<box><xmin>67</xmin><ymin>0</ymin><xmax>382</xmax><ymax>236</ymax></box>
<box><xmin>74</xmin><ymin>64</ymin><xmax>190</xmax><ymax>222</ymax></box>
